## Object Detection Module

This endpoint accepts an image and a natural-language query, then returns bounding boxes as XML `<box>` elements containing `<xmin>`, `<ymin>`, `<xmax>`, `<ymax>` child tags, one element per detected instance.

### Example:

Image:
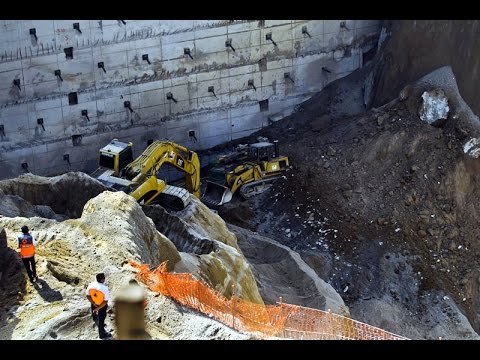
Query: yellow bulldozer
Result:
<box><xmin>92</xmin><ymin>139</ymin><xmax>201</xmax><ymax>210</ymax></box>
<box><xmin>202</xmin><ymin>140</ymin><xmax>289</xmax><ymax>208</ymax></box>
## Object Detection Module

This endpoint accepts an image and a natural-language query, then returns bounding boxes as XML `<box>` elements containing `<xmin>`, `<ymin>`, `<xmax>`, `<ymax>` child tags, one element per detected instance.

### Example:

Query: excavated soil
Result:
<box><xmin>2</xmin><ymin>174</ymin><xmax>345</xmax><ymax>339</ymax></box>
<box><xmin>3</xmin><ymin>48</ymin><xmax>480</xmax><ymax>338</ymax></box>
<box><xmin>213</xmin><ymin>65</ymin><xmax>480</xmax><ymax>339</ymax></box>
<box><xmin>0</xmin><ymin>190</ymin><xmax>254</xmax><ymax>340</ymax></box>
<box><xmin>230</xmin><ymin>224</ymin><xmax>346</xmax><ymax>313</ymax></box>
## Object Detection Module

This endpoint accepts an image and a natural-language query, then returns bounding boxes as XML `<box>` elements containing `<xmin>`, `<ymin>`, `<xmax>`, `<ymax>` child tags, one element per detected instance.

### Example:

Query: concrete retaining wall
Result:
<box><xmin>0</xmin><ymin>20</ymin><xmax>380</xmax><ymax>179</ymax></box>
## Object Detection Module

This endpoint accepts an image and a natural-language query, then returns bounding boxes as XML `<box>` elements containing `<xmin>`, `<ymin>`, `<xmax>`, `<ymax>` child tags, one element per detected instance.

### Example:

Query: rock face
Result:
<box><xmin>179</xmin><ymin>199</ymin><xmax>263</xmax><ymax>305</ymax></box>
<box><xmin>143</xmin><ymin>198</ymin><xmax>264</xmax><ymax>304</ymax></box>
<box><xmin>181</xmin><ymin>197</ymin><xmax>241</xmax><ymax>250</ymax></box>
<box><xmin>0</xmin><ymin>187</ymin><xmax>259</xmax><ymax>339</ymax></box>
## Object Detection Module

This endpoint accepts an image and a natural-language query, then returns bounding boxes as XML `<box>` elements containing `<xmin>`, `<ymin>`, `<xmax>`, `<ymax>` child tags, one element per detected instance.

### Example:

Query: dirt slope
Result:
<box><xmin>218</xmin><ymin>65</ymin><xmax>480</xmax><ymax>339</ymax></box>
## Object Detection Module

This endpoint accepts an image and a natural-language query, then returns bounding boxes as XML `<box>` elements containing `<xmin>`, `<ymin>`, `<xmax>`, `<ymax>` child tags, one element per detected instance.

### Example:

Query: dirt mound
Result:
<box><xmin>220</xmin><ymin>65</ymin><xmax>480</xmax><ymax>338</ymax></box>
<box><xmin>0</xmin><ymin>189</ymin><xmax>260</xmax><ymax>339</ymax></box>
<box><xmin>0</xmin><ymin>172</ymin><xmax>107</xmax><ymax>218</ymax></box>
<box><xmin>231</xmin><ymin>224</ymin><xmax>346</xmax><ymax>314</ymax></box>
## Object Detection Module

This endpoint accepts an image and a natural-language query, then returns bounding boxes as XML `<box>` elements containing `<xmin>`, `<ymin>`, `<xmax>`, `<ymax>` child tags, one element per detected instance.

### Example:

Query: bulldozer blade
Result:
<box><xmin>202</xmin><ymin>180</ymin><xmax>233</xmax><ymax>208</ymax></box>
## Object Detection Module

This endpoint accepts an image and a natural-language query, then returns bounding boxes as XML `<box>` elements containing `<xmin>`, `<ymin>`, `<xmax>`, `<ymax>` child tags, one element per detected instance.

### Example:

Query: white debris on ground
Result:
<box><xmin>463</xmin><ymin>137</ymin><xmax>480</xmax><ymax>158</ymax></box>
<box><xmin>418</xmin><ymin>89</ymin><xmax>449</xmax><ymax>124</ymax></box>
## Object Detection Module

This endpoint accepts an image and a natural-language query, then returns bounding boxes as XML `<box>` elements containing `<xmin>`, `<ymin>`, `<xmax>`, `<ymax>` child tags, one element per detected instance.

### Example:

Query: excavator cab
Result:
<box><xmin>97</xmin><ymin>140</ymin><xmax>134</xmax><ymax>176</ymax></box>
<box><xmin>92</xmin><ymin>140</ymin><xmax>135</xmax><ymax>192</ymax></box>
<box><xmin>249</xmin><ymin>141</ymin><xmax>275</xmax><ymax>162</ymax></box>
<box><xmin>92</xmin><ymin>139</ymin><xmax>201</xmax><ymax>210</ymax></box>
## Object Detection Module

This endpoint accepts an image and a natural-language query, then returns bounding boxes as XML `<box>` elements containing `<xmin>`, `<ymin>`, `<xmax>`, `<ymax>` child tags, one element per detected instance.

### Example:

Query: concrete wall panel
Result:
<box><xmin>0</xmin><ymin>19</ymin><xmax>381</xmax><ymax>179</ymax></box>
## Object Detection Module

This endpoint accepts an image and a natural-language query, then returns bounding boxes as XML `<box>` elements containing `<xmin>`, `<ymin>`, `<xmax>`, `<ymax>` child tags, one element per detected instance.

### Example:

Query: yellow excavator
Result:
<box><xmin>92</xmin><ymin>139</ymin><xmax>201</xmax><ymax>210</ymax></box>
<box><xmin>202</xmin><ymin>140</ymin><xmax>289</xmax><ymax>208</ymax></box>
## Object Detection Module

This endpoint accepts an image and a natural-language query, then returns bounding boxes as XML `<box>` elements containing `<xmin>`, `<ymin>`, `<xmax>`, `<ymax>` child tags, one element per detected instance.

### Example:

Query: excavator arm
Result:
<box><xmin>94</xmin><ymin>139</ymin><xmax>201</xmax><ymax>210</ymax></box>
<box><xmin>124</xmin><ymin>140</ymin><xmax>201</xmax><ymax>199</ymax></box>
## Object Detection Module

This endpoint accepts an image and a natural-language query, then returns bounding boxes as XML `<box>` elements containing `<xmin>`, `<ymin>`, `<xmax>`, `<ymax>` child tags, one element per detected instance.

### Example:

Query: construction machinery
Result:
<box><xmin>92</xmin><ymin>139</ymin><xmax>201</xmax><ymax>210</ymax></box>
<box><xmin>202</xmin><ymin>140</ymin><xmax>289</xmax><ymax>208</ymax></box>
<box><xmin>206</xmin><ymin>144</ymin><xmax>249</xmax><ymax>182</ymax></box>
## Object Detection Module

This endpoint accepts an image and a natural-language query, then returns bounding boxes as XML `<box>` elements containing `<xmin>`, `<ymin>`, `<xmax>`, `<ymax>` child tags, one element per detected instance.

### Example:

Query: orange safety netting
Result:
<box><xmin>279</xmin><ymin>303</ymin><xmax>408</xmax><ymax>340</ymax></box>
<box><xmin>128</xmin><ymin>260</ymin><xmax>408</xmax><ymax>340</ymax></box>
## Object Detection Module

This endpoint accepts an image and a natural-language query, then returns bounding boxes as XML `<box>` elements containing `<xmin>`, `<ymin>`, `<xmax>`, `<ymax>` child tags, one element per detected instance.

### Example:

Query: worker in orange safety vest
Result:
<box><xmin>86</xmin><ymin>273</ymin><xmax>112</xmax><ymax>339</ymax></box>
<box><xmin>17</xmin><ymin>225</ymin><xmax>38</xmax><ymax>283</ymax></box>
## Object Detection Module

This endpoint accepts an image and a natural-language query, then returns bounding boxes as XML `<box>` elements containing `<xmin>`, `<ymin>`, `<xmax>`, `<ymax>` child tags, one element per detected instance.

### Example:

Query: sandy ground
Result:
<box><xmin>0</xmin><ymin>175</ymin><xmax>344</xmax><ymax>340</ymax></box>
<box><xmin>0</xmin><ymin>188</ymin><xmax>255</xmax><ymax>340</ymax></box>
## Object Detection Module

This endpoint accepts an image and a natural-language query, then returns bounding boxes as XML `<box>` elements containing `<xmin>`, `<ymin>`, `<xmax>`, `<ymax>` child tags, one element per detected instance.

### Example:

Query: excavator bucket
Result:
<box><xmin>202</xmin><ymin>180</ymin><xmax>233</xmax><ymax>208</ymax></box>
